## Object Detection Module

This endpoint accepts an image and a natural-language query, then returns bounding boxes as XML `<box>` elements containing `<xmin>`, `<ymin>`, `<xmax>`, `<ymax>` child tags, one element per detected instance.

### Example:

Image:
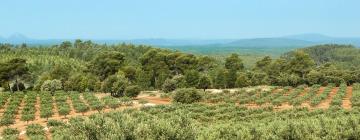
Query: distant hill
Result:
<box><xmin>225</xmin><ymin>38</ymin><xmax>315</xmax><ymax>48</ymax></box>
<box><xmin>283</xmin><ymin>33</ymin><xmax>360</xmax><ymax>46</ymax></box>
<box><xmin>0</xmin><ymin>33</ymin><xmax>359</xmax><ymax>48</ymax></box>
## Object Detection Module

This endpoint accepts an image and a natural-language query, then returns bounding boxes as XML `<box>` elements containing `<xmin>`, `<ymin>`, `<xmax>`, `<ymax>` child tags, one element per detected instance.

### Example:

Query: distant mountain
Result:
<box><xmin>284</xmin><ymin>33</ymin><xmax>360</xmax><ymax>46</ymax></box>
<box><xmin>283</xmin><ymin>33</ymin><xmax>335</xmax><ymax>42</ymax></box>
<box><xmin>0</xmin><ymin>33</ymin><xmax>359</xmax><ymax>47</ymax></box>
<box><xmin>225</xmin><ymin>38</ymin><xmax>315</xmax><ymax>48</ymax></box>
<box><xmin>97</xmin><ymin>39</ymin><xmax>235</xmax><ymax>46</ymax></box>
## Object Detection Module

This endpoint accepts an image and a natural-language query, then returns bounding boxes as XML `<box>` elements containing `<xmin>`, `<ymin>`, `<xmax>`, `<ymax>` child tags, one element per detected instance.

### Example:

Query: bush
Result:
<box><xmin>26</xmin><ymin>124</ymin><xmax>45</xmax><ymax>139</ymax></box>
<box><xmin>58</xmin><ymin>107</ymin><xmax>70</xmax><ymax>118</ymax></box>
<box><xmin>47</xmin><ymin>119</ymin><xmax>65</xmax><ymax>127</ymax></box>
<box><xmin>173</xmin><ymin>88</ymin><xmax>202</xmax><ymax>104</ymax></box>
<box><xmin>120</xmin><ymin>97</ymin><xmax>133</xmax><ymax>106</ymax></box>
<box><xmin>124</xmin><ymin>85</ymin><xmax>141</xmax><ymax>97</ymax></box>
<box><xmin>162</xmin><ymin>78</ymin><xmax>177</xmax><ymax>93</ymax></box>
<box><xmin>2</xmin><ymin>128</ymin><xmax>19</xmax><ymax>140</ymax></box>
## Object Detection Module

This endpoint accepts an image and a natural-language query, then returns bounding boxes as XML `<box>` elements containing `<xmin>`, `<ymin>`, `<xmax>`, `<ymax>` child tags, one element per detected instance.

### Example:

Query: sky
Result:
<box><xmin>0</xmin><ymin>0</ymin><xmax>359</xmax><ymax>39</ymax></box>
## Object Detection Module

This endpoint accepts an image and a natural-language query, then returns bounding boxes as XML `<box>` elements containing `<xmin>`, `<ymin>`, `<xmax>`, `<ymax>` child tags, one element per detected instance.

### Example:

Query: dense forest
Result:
<box><xmin>1</xmin><ymin>41</ymin><xmax>359</xmax><ymax>94</ymax></box>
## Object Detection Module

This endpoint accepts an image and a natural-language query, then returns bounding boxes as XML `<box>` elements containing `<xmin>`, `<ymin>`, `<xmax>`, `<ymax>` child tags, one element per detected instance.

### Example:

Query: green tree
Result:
<box><xmin>224</xmin><ymin>69</ymin><xmax>237</xmax><ymax>88</ymax></box>
<box><xmin>197</xmin><ymin>56</ymin><xmax>215</xmax><ymax>72</ymax></box>
<box><xmin>88</xmin><ymin>52</ymin><xmax>125</xmax><ymax>80</ymax></box>
<box><xmin>288</xmin><ymin>51</ymin><xmax>315</xmax><ymax>79</ymax></box>
<box><xmin>214</xmin><ymin>69</ymin><xmax>227</xmax><ymax>89</ymax></box>
<box><xmin>0</xmin><ymin>58</ymin><xmax>30</xmax><ymax>92</ymax></box>
<box><xmin>184</xmin><ymin>70</ymin><xmax>200</xmax><ymax>87</ymax></box>
<box><xmin>306</xmin><ymin>70</ymin><xmax>323</xmax><ymax>85</ymax></box>
<box><xmin>225</xmin><ymin>53</ymin><xmax>244</xmax><ymax>71</ymax></box>
<box><xmin>162</xmin><ymin>78</ymin><xmax>177</xmax><ymax>93</ymax></box>
<box><xmin>197</xmin><ymin>75</ymin><xmax>212</xmax><ymax>91</ymax></box>
<box><xmin>255</xmin><ymin>56</ymin><xmax>272</xmax><ymax>71</ymax></box>
<box><xmin>121</xmin><ymin>66</ymin><xmax>137</xmax><ymax>82</ymax></box>
<box><xmin>140</xmin><ymin>49</ymin><xmax>170</xmax><ymax>88</ymax></box>
<box><xmin>235</xmin><ymin>72</ymin><xmax>250</xmax><ymax>87</ymax></box>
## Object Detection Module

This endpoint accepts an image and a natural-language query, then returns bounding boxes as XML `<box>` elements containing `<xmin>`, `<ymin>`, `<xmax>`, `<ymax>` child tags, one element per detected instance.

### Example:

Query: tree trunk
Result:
<box><xmin>16</xmin><ymin>78</ymin><xmax>19</xmax><ymax>92</ymax></box>
<box><xmin>8</xmin><ymin>82</ymin><xmax>12</xmax><ymax>93</ymax></box>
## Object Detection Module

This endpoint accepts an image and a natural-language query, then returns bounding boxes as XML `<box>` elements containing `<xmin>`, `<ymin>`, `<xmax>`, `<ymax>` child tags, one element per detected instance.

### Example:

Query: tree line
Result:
<box><xmin>0</xmin><ymin>41</ymin><xmax>359</xmax><ymax>94</ymax></box>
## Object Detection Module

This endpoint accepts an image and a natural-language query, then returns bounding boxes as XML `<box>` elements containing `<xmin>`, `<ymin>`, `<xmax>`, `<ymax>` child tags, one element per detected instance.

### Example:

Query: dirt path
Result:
<box><xmin>342</xmin><ymin>86</ymin><xmax>353</xmax><ymax>109</ymax></box>
<box><xmin>52</xmin><ymin>96</ymin><xmax>60</xmax><ymax>118</ymax></box>
<box><xmin>14</xmin><ymin>97</ymin><xmax>26</xmax><ymax>140</ymax></box>
<box><xmin>136</xmin><ymin>94</ymin><xmax>171</xmax><ymax>105</ymax></box>
<box><xmin>67</xmin><ymin>96</ymin><xmax>79</xmax><ymax>116</ymax></box>
<box><xmin>301</xmin><ymin>86</ymin><xmax>324</xmax><ymax>108</ymax></box>
<box><xmin>35</xmin><ymin>96</ymin><xmax>41</xmax><ymax>120</ymax></box>
<box><xmin>80</xmin><ymin>94</ymin><xmax>101</xmax><ymax>116</ymax></box>
<box><xmin>316</xmin><ymin>87</ymin><xmax>339</xmax><ymax>109</ymax></box>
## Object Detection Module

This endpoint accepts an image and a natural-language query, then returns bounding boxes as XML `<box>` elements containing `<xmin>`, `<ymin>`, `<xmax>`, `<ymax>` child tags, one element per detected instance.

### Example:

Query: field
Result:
<box><xmin>1</xmin><ymin>83</ymin><xmax>360</xmax><ymax>139</ymax></box>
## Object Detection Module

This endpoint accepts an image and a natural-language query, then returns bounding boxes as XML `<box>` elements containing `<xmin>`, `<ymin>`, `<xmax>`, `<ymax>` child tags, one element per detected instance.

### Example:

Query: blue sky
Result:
<box><xmin>0</xmin><ymin>0</ymin><xmax>359</xmax><ymax>39</ymax></box>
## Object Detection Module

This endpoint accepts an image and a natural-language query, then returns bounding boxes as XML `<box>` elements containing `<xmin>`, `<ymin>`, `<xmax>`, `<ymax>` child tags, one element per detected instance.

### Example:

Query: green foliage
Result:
<box><xmin>120</xmin><ymin>97</ymin><xmax>133</xmax><ymax>106</ymax></box>
<box><xmin>162</xmin><ymin>78</ymin><xmax>177</xmax><ymax>93</ymax></box>
<box><xmin>296</xmin><ymin>44</ymin><xmax>360</xmax><ymax>69</ymax></box>
<box><xmin>0</xmin><ymin>58</ymin><xmax>30</xmax><ymax>92</ymax></box>
<box><xmin>102</xmin><ymin>96</ymin><xmax>120</xmax><ymax>109</ymax></box>
<box><xmin>70</xmin><ymin>94</ymin><xmax>89</xmax><ymax>115</ymax></box>
<box><xmin>173</xmin><ymin>88</ymin><xmax>202</xmax><ymax>104</ymax></box>
<box><xmin>351</xmin><ymin>87</ymin><xmax>360</xmax><ymax>107</ymax></box>
<box><xmin>49</xmin><ymin>103</ymin><xmax>360</xmax><ymax>140</ymax></box>
<box><xmin>26</xmin><ymin>124</ymin><xmax>46</xmax><ymax>140</ymax></box>
<box><xmin>41</xmin><ymin>79</ymin><xmax>62</xmax><ymax>92</ymax></box>
<box><xmin>124</xmin><ymin>85</ymin><xmax>141</xmax><ymax>98</ymax></box>
<box><xmin>83</xmin><ymin>93</ymin><xmax>105</xmax><ymax>112</ymax></box>
<box><xmin>184</xmin><ymin>70</ymin><xmax>200</xmax><ymax>87</ymax></box>
<box><xmin>39</xmin><ymin>92</ymin><xmax>53</xmax><ymax>119</ymax></box>
<box><xmin>310</xmin><ymin>85</ymin><xmax>334</xmax><ymax>106</ymax></box>
<box><xmin>225</xmin><ymin>53</ymin><xmax>244</xmax><ymax>71</ymax></box>
<box><xmin>47</xmin><ymin>119</ymin><xmax>65</xmax><ymax>127</ymax></box>
<box><xmin>331</xmin><ymin>83</ymin><xmax>347</xmax><ymax>106</ymax></box>
<box><xmin>88</xmin><ymin>51</ymin><xmax>125</xmax><ymax>80</ymax></box>
<box><xmin>55</xmin><ymin>93</ymin><xmax>71</xmax><ymax>118</ymax></box>
<box><xmin>197</xmin><ymin>75</ymin><xmax>212</xmax><ymax>90</ymax></box>
<box><xmin>2</xmin><ymin>128</ymin><xmax>19</xmax><ymax>140</ymax></box>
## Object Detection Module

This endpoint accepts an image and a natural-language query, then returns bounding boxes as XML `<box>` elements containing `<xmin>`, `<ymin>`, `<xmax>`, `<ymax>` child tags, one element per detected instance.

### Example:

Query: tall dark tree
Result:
<box><xmin>140</xmin><ymin>49</ymin><xmax>170</xmax><ymax>88</ymax></box>
<box><xmin>255</xmin><ymin>56</ymin><xmax>272</xmax><ymax>71</ymax></box>
<box><xmin>225</xmin><ymin>53</ymin><xmax>244</xmax><ymax>71</ymax></box>
<box><xmin>88</xmin><ymin>52</ymin><xmax>125</xmax><ymax>80</ymax></box>
<box><xmin>288</xmin><ymin>51</ymin><xmax>315</xmax><ymax>79</ymax></box>
<box><xmin>0</xmin><ymin>58</ymin><xmax>30</xmax><ymax>92</ymax></box>
<box><xmin>197</xmin><ymin>75</ymin><xmax>212</xmax><ymax>91</ymax></box>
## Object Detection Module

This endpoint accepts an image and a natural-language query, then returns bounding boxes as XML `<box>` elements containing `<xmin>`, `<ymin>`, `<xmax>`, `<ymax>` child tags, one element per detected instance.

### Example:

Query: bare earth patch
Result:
<box><xmin>316</xmin><ymin>87</ymin><xmax>338</xmax><ymax>109</ymax></box>
<box><xmin>342</xmin><ymin>86</ymin><xmax>353</xmax><ymax>109</ymax></box>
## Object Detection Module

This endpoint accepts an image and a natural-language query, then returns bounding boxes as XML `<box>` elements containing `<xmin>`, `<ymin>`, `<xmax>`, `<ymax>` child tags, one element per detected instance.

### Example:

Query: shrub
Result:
<box><xmin>162</xmin><ymin>78</ymin><xmax>177</xmax><ymax>93</ymax></box>
<box><xmin>47</xmin><ymin>119</ymin><xmax>65</xmax><ymax>127</ymax></box>
<box><xmin>173</xmin><ymin>88</ymin><xmax>202</xmax><ymax>104</ymax></box>
<box><xmin>58</xmin><ymin>107</ymin><xmax>70</xmax><ymax>118</ymax></box>
<box><xmin>120</xmin><ymin>97</ymin><xmax>133</xmax><ymax>106</ymax></box>
<box><xmin>124</xmin><ymin>85</ymin><xmax>141</xmax><ymax>97</ymax></box>
<box><xmin>26</xmin><ymin>124</ymin><xmax>46</xmax><ymax>140</ymax></box>
<box><xmin>2</xmin><ymin>128</ymin><xmax>19</xmax><ymax>140</ymax></box>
